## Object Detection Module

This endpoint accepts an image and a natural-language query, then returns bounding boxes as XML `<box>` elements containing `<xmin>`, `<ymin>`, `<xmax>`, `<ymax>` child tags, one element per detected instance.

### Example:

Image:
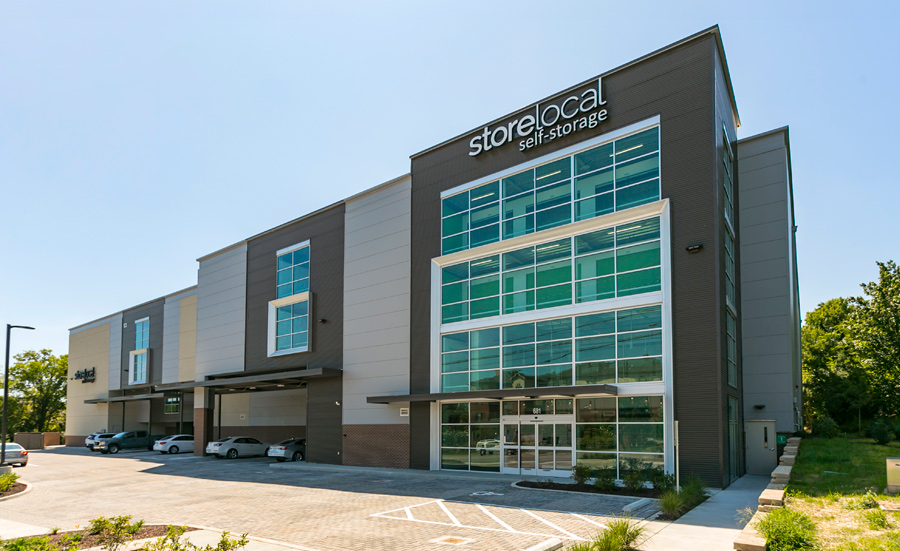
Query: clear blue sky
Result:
<box><xmin>1</xmin><ymin>1</ymin><xmax>898</xmax><ymax>357</ymax></box>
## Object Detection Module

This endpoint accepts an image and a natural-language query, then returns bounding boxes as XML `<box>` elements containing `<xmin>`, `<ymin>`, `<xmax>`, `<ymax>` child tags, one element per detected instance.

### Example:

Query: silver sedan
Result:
<box><xmin>1</xmin><ymin>443</ymin><xmax>28</xmax><ymax>467</ymax></box>
<box><xmin>205</xmin><ymin>436</ymin><xmax>269</xmax><ymax>459</ymax></box>
<box><xmin>266</xmin><ymin>438</ymin><xmax>306</xmax><ymax>462</ymax></box>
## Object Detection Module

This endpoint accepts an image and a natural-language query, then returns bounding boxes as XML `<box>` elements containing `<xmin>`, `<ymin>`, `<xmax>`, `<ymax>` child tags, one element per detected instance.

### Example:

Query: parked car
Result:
<box><xmin>85</xmin><ymin>432</ymin><xmax>116</xmax><ymax>451</ymax></box>
<box><xmin>153</xmin><ymin>434</ymin><xmax>195</xmax><ymax>454</ymax></box>
<box><xmin>205</xmin><ymin>436</ymin><xmax>268</xmax><ymax>459</ymax></box>
<box><xmin>266</xmin><ymin>438</ymin><xmax>306</xmax><ymax>462</ymax></box>
<box><xmin>475</xmin><ymin>438</ymin><xmax>501</xmax><ymax>455</ymax></box>
<box><xmin>96</xmin><ymin>430</ymin><xmax>154</xmax><ymax>454</ymax></box>
<box><xmin>0</xmin><ymin>443</ymin><xmax>28</xmax><ymax>467</ymax></box>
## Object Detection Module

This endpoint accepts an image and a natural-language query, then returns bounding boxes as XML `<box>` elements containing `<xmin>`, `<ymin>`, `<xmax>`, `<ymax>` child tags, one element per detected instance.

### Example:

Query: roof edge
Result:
<box><xmin>68</xmin><ymin>284</ymin><xmax>198</xmax><ymax>332</ymax></box>
<box><xmin>411</xmin><ymin>25</ymin><xmax>737</xmax><ymax>159</ymax></box>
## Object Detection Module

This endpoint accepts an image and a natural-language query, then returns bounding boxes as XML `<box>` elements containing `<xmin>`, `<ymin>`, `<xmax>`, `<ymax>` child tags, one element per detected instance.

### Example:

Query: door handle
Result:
<box><xmin>769</xmin><ymin>448</ymin><xmax>775</xmax><ymax>451</ymax></box>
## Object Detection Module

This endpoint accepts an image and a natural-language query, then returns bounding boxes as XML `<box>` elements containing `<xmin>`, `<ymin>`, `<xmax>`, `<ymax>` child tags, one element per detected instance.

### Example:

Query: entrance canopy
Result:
<box><xmin>154</xmin><ymin>367</ymin><xmax>341</xmax><ymax>395</ymax></box>
<box><xmin>84</xmin><ymin>393</ymin><xmax>166</xmax><ymax>404</ymax></box>
<box><xmin>367</xmin><ymin>384</ymin><xmax>617</xmax><ymax>404</ymax></box>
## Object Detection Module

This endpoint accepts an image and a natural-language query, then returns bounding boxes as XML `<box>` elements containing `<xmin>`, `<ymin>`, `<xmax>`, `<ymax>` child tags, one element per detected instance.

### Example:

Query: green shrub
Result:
<box><xmin>622</xmin><ymin>470</ymin><xmax>645</xmax><ymax>494</ymax></box>
<box><xmin>755</xmin><ymin>507</ymin><xmax>816</xmax><ymax>551</ymax></box>
<box><xmin>862</xmin><ymin>509</ymin><xmax>893</xmax><ymax>530</ymax></box>
<box><xmin>658</xmin><ymin>489</ymin><xmax>686</xmax><ymax>519</ymax></box>
<box><xmin>592</xmin><ymin>468</ymin><xmax>617</xmax><ymax>493</ymax></box>
<box><xmin>0</xmin><ymin>471</ymin><xmax>20</xmax><ymax>492</ymax></box>
<box><xmin>649</xmin><ymin>470</ymin><xmax>676</xmax><ymax>493</ymax></box>
<box><xmin>812</xmin><ymin>416</ymin><xmax>840</xmax><ymax>438</ymax></box>
<box><xmin>845</xmin><ymin>490</ymin><xmax>880</xmax><ymax>510</ymax></box>
<box><xmin>869</xmin><ymin>417</ymin><xmax>896</xmax><ymax>446</ymax></box>
<box><xmin>146</xmin><ymin>525</ymin><xmax>248</xmax><ymax>551</ymax></box>
<box><xmin>680</xmin><ymin>476</ymin><xmax>709</xmax><ymax>508</ymax></box>
<box><xmin>572</xmin><ymin>463</ymin><xmax>593</xmax><ymax>486</ymax></box>
<box><xmin>0</xmin><ymin>537</ymin><xmax>57</xmax><ymax>551</ymax></box>
<box><xmin>87</xmin><ymin>516</ymin><xmax>144</xmax><ymax>551</ymax></box>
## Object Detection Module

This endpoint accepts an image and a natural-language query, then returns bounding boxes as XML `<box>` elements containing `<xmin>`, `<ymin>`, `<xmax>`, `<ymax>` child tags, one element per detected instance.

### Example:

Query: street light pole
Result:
<box><xmin>2</xmin><ymin>324</ymin><xmax>35</xmax><ymax>466</ymax></box>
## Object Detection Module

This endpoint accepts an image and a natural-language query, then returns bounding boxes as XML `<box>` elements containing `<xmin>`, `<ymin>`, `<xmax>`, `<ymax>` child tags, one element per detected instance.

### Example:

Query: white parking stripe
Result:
<box><xmin>405</xmin><ymin>507</ymin><xmax>413</xmax><ymax>520</ymax></box>
<box><xmin>572</xmin><ymin>513</ymin><xmax>607</xmax><ymax>528</ymax></box>
<box><xmin>475</xmin><ymin>504</ymin><xmax>515</xmax><ymax>531</ymax></box>
<box><xmin>522</xmin><ymin>509</ymin><xmax>581</xmax><ymax>539</ymax></box>
<box><xmin>437</xmin><ymin>500</ymin><xmax>462</xmax><ymax>526</ymax></box>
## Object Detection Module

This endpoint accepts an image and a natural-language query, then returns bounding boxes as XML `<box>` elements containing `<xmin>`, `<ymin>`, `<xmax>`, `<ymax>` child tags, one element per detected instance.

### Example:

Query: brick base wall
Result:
<box><xmin>66</xmin><ymin>435</ymin><xmax>88</xmax><ymax>447</ymax></box>
<box><xmin>342</xmin><ymin>424</ymin><xmax>410</xmax><ymax>469</ymax></box>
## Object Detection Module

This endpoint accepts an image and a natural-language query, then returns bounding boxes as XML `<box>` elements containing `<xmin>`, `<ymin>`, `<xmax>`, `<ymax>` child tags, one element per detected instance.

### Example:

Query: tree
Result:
<box><xmin>847</xmin><ymin>260</ymin><xmax>900</xmax><ymax>416</ymax></box>
<box><xmin>801</xmin><ymin>298</ymin><xmax>869</xmax><ymax>427</ymax></box>
<box><xmin>8</xmin><ymin>349</ymin><xmax>68</xmax><ymax>433</ymax></box>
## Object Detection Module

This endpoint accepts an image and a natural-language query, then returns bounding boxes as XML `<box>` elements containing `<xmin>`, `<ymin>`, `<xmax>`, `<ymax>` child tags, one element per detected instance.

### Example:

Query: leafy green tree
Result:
<box><xmin>801</xmin><ymin>298</ymin><xmax>868</xmax><ymax>426</ymax></box>
<box><xmin>847</xmin><ymin>260</ymin><xmax>900</xmax><ymax>416</ymax></box>
<box><xmin>8</xmin><ymin>349</ymin><xmax>67</xmax><ymax>433</ymax></box>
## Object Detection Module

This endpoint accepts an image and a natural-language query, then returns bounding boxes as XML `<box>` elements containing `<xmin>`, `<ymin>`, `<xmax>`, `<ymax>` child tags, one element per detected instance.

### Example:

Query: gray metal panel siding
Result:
<box><xmin>738</xmin><ymin>130</ymin><xmax>797</xmax><ymax>434</ymax></box>
<box><xmin>343</xmin><ymin>178</ymin><xmax>411</xmax><ymax>426</ymax></box>
<box><xmin>306</xmin><ymin>376</ymin><xmax>342</xmax><ymax>464</ymax></box>
<box><xmin>409</xmin><ymin>36</ymin><xmax>726</xmax><ymax>480</ymax></box>
<box><xmin>162</xmin><ymin>299</ymin><xmax>181</xmax><ymax>384</ymax></box>
<box><xmin>196</xmin><ymin>244</ymin><xmax>247</xmax><ymax>379</ymax></box>
<box><xmin>244</xmin><ymin>204</ymin><xmax>344</xmax><ymax>372</ymax></box>
<box><xmin>120</xmin><ymin>299</ymin><xmax>165</xmax><ymax>389</ymax></box>
<box><xmin>108</xmin><ymin>314</ymin><xmax>123</xmax><ymax>391</ymax></box>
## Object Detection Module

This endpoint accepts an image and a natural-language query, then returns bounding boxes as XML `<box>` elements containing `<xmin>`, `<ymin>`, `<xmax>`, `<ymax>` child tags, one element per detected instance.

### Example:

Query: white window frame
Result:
<box><xmin>129</xmin><ymin>349</ymin><xmax>149</xmax><ymax>385</ymax></box>
<box><xmin>267</xmin><ymin>292</ymin><xmax>311</xmax><ymax>357</ymax></box>
<box><xmin>134</xmin><ymin>317</ymin><xmax>150</xmax><ymax>350</ymax></box>
<box><xmin>164</xmin><ymin>397</ymin><xmax>180</xmax><ymax>414</ymax></box>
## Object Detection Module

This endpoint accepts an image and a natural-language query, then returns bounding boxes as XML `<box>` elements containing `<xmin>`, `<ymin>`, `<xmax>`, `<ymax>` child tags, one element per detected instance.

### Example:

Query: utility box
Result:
<box><xmin>888</xmin><ymin>457</ymin><xmax>900</xmax><ymax>495</ymax></box>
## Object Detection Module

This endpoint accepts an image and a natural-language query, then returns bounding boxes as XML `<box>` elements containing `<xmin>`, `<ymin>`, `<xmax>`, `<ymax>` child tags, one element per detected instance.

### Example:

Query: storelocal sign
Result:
<box><xmin>469</xmin><ymin>77</ymin><xmax>608</xmax><ymax>157</ymax></box>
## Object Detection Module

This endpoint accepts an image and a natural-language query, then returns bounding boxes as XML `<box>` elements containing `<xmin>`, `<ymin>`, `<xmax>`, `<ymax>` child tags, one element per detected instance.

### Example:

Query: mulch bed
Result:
<box><xmin>42</xmin><ymin>526</ymin><xmax>198</xmax><ymax>548</ymax></box>
<box><xmin>518</xmin><ymin>480</ymin><xmax>662</xmax><ymax>498</ymax></box>
<box><xmin>0</xmin><ymin>482</ymin><xmax>27</xmax><ymax>498</ymax></box>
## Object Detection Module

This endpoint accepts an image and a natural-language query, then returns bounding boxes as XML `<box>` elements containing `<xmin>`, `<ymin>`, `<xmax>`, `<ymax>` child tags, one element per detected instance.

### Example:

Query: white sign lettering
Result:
<box><xmin>469</xmin><ymin>77</ymin><xmax>608</xmax><ymax>156</ymax></box>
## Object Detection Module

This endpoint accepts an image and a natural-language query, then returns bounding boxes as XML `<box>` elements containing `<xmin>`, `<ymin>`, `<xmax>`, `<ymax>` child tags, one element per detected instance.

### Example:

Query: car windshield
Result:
<box><xmin>112</xmin><ymin>433</ymin><xmax>127</xmax><ymax>438</ymax></box>
<box><xmin>211</xmin><ymin>439</ymin><xmax>229</xmax><ymax>444</ymax></box>
<box><xmin>277</xmin><ymin>439</ymin><xmax>295</xmax><ymax>445</ymax></box>
<box><xmin>4</xmin><ymin>444</ymin><xmax>22</xmax><ymax>450</ymax></box>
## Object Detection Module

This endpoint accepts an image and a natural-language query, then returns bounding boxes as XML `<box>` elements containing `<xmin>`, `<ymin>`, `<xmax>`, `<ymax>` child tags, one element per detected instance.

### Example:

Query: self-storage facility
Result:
<box><xmin>66</xmin><ymin>26</ymin><xmax>801</xmax><ymax>488</ymax></box>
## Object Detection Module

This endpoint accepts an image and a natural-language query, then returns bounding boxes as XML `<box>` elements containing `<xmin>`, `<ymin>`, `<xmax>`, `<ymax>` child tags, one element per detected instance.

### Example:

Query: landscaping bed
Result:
<box><xmin>0</xmin><ymin>482</ymin><xmax>27</xmax><ymax>498</ymax></box>
<box><xmin>517</xmin><ymin>479</ymin><xmax>662</xmax><ymax>498</ymax></box>
<box><xmin>43</xmin><ymin>525</ymin><xmax>195</xmax><ymax>549</ymax></box>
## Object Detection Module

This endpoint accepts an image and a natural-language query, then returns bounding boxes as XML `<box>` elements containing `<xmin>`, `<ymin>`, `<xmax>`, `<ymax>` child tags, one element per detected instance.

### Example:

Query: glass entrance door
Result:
<box><xmin>501</xmin><ymin>418</ymin><xmax>574</xmax><ymax>476</ymax></box>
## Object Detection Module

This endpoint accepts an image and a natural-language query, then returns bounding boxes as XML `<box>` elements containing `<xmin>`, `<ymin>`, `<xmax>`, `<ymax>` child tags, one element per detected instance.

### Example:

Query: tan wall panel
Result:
<box><xmin>178</xmin><ymin>294</ymin><xmax>197</xmax><ymax>382</ymax></box>
<box><xmin>67</xmin><ymin>324</ymin><xmax>111</xmax><ymax>437</ymax></box>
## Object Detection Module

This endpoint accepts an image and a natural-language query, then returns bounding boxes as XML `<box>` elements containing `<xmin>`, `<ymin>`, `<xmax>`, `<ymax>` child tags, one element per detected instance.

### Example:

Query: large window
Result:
<box><xmin>275</xmin><ymin>300</ymin><xmax>309</xmax><ymax>352</ymax></box>
<box><xmin>441</xmin><ymin>217</ymin><xmax>661</xmax><ymax>324</ymax></box>
<box><xmin>723</xmin><ymin>133</ymin><xmax>734</xmax><ymax>226</ymax></box>
<box><xmin>440</xmin><ymin>305</ymin><xmax>663</xmax><ymax>393</ymax></box>
<box><xmin>164</xmin><ymin>397</ymin><xmax>180</xmax><ymax>414</ymax></box>
<box><xmin>441</xmin><ymin>127</ymin><xmax>660</xmax><ymax>254</ymax></box>
<box><xmin>276</xmin><ymin>244</ymin><xmax>310</xmax><ymax>299</ymax></box>
<box><xmin>574</xmin><ymin>395</ymin><xmax>664</xmax><ymax>478</ymax></box>
<box><xmin>440</xmin><ymin>402</ymin><xmax>502</xmax><ymax>472</ymax></box>
<box><xmin>725</xmin><ymin>230</ymin><xmax>735</xmax><ymax>307</ymax></box>
<box><xmin>129</xmin><ymin>317</ymin><xmax>149</xmax><ymax>385</ymax></box>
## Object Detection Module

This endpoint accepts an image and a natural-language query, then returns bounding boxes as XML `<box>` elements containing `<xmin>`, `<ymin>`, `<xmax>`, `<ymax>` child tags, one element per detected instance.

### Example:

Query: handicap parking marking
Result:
<box><xmin>371</xmin><ymin>499</ymin><xmax>614</xmax><ymax>541</ymax></box>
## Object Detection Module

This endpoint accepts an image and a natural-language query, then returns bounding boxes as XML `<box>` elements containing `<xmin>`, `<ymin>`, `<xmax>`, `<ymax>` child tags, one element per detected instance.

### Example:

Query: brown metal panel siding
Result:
<box><xmin>409</xmin><ymin>36</ymin><xmax>726</xmax><ymax>484</ymax></box>
<box><xmin>120</xmin><ymin>298</ymin><xmax>165</xmax><ymax>389</ymax></box>
<box><xmin>244</xmin><ymin>204</ymin><xmax>345</xmax><ymax>372</ymax></box>
<box><xmin>715</xmin><ymin>46</ymin><xmax>743</xmax><ymax>485</ymax></box>
<box><xmin>306</xmin><ymin>376</ymin><xmax>342</xmax><ymax>464</ymax></box>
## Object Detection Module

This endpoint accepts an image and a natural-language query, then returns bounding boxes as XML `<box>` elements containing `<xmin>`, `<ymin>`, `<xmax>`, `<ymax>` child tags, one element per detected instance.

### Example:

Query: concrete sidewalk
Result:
<box><xmin>640</xmin><ymin>475</ymin><xmax>768</xmax><ymax>551</ymax></box>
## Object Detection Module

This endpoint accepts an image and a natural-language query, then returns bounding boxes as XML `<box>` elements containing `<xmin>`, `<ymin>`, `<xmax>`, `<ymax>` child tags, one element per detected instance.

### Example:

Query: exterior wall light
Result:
<box><xmin>685</xmin><ymin>243</ymin><xmax>703</xmax><ymax>253</ymax></box>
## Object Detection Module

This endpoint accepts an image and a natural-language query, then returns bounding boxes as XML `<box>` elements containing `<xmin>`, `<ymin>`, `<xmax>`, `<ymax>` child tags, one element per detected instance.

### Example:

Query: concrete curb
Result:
<box><xmin>0</xmin><ymin>481</ymin><xmax>31</xmax><ymax>503</ymax></box>
<box><xmin>522</xmin><ymin>538</ymin><xmax>564</xmax><ymax>551</ymax></box>
<box><xmin>509</xmin><ymin>481</ymin><xmax>651</xmax><ymax>504</ymax></box>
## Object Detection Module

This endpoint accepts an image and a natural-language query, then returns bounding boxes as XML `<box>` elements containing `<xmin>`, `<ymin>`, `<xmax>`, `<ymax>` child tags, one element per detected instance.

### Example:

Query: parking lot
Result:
<box><xmin>1</xmin><ymin>447</ymin><xmax>659</xmax><ymax>551</ymax></box>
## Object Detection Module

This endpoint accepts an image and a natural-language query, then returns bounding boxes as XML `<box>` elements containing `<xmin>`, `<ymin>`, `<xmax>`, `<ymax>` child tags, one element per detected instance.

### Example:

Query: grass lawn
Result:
<box><xmin>785</xmin><ymin>436</ymin><xmax>900</xmax><ymax>550</ymax></box>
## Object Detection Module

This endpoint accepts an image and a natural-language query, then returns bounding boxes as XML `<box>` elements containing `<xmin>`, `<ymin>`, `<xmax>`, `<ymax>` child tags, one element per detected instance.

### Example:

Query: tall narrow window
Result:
<box><xmin>726</xmin><ymin>312</ymin><xmax>737</xmax><ymax>388</ymax></box>
<box><xmin>268</xmin><ymin>241</ymin><xmax>311</xmax><ymax>356</ymax></box>
<box><xmin>723</xmin><ymin>134</ymin><xmax>734</xmax><ymax>225</ymax></box>
<box><xmin>129</xmin><ymin>317</ymin><xmax>149</xmax><ymax>385</ymax></box>
<box><xmin>725</xmin><ymin>230</ymin><xmax>735</xmax><ymax>307</ymax></box>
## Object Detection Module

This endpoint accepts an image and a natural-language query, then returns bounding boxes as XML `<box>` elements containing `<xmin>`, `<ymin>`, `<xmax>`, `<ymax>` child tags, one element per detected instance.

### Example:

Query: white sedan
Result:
<box><xmin>153</xmin><ymin>434</ymin><xmax>195</xmax><ymax>454</ymax></box>
<box><xmin>205</xmin><ymin>436</ymin><xmax>269</xmax><ymax>459</ymax></box>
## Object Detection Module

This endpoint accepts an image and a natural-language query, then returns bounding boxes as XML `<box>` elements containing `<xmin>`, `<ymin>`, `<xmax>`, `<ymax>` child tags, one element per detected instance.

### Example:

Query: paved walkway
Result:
<box><xmin>640</xmin><ymin>474</ymin><xmax>768</xmax><ymax>551</ymax></box>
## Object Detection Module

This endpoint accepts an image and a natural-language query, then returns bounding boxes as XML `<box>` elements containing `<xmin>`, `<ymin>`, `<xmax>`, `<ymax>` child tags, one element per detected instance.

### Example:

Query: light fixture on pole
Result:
<box><xmin>3</xmin><ymin>324</ymin><xmax>35</xmax><ymax>467</ymax></box>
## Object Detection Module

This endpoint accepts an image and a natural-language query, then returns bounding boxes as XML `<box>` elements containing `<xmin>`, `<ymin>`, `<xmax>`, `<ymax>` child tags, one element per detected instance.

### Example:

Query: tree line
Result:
<box><xmin>2</xmin><ymin>349</ymin><xmax>67</xmax><ymax>441</ymax></box>
<box><xmin>802</xmin><ymin>260</ymin><xmax>900</xmax><ymax>433</ymax></box>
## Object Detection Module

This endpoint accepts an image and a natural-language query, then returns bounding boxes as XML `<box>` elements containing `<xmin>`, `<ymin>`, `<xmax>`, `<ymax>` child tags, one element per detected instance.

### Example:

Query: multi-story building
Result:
<box><xmin>66</xmin><ymin>26</ymin><xmax>800</xmax><ymax>487</ymax></box>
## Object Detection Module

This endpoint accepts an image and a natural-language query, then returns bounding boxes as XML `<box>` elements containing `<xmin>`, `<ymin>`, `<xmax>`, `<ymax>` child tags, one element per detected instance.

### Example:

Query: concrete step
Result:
<box><xmin>758</xmin><ymin>488</ymin><xmax>784</xmax><ymax>506</ymax></box>
<box><xmin>779</xmin><ymin>455</ymin><xmax>796</xmax><ymax>466</ymax></box>
<box><xmin>766</xmin><ymin>483</ymin><xmax>786</xmax><ymax>490</ymax></box>
<box><xmin>783</xmin><ymin>445</ymin><xmax>799</xmax><ymax>455</ymax></box>
<box><xmin>734</xmin><ymin>512</ymin><xmax>767</xmax><ymax>551</ymax></box>
<box><xmin>786</xmin><ymin>437</ymin><xmax>801</xmax><ymax>445</ymax></box>
<box><xmin>757</xmin><ymin>504</ymin><xmax>780</xmax><ymax>512</ymax></box>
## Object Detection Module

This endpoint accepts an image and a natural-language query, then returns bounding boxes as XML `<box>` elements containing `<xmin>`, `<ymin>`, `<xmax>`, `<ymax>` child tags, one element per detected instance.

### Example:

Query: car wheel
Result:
<box><xmin>226</xmin><ymin>448</ymin><xmax>238</xmax><ymax>459</ymax></box>
<box><xmin>108</xmin><ymin>444</ymin><xmax>120</xmax><ymax>454</ymax></box>
<box><xmin>169</xmin><ymin>445</ymin><xmax>179</xmax><ymax>455</ymax></box>
<box><xmin>292</xmin><ymin>451</ymin><xmax>303</xmax><ymax>462</ymax></box>
<box><xmin>479</xmin><ymin>449</ymin><xmax>486</xmax><ymax>456</ymax></box>
<box><xmin>277</xmin><ymin>458</ymin><xmax>286</xmax><ymax>462</ymax></box>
